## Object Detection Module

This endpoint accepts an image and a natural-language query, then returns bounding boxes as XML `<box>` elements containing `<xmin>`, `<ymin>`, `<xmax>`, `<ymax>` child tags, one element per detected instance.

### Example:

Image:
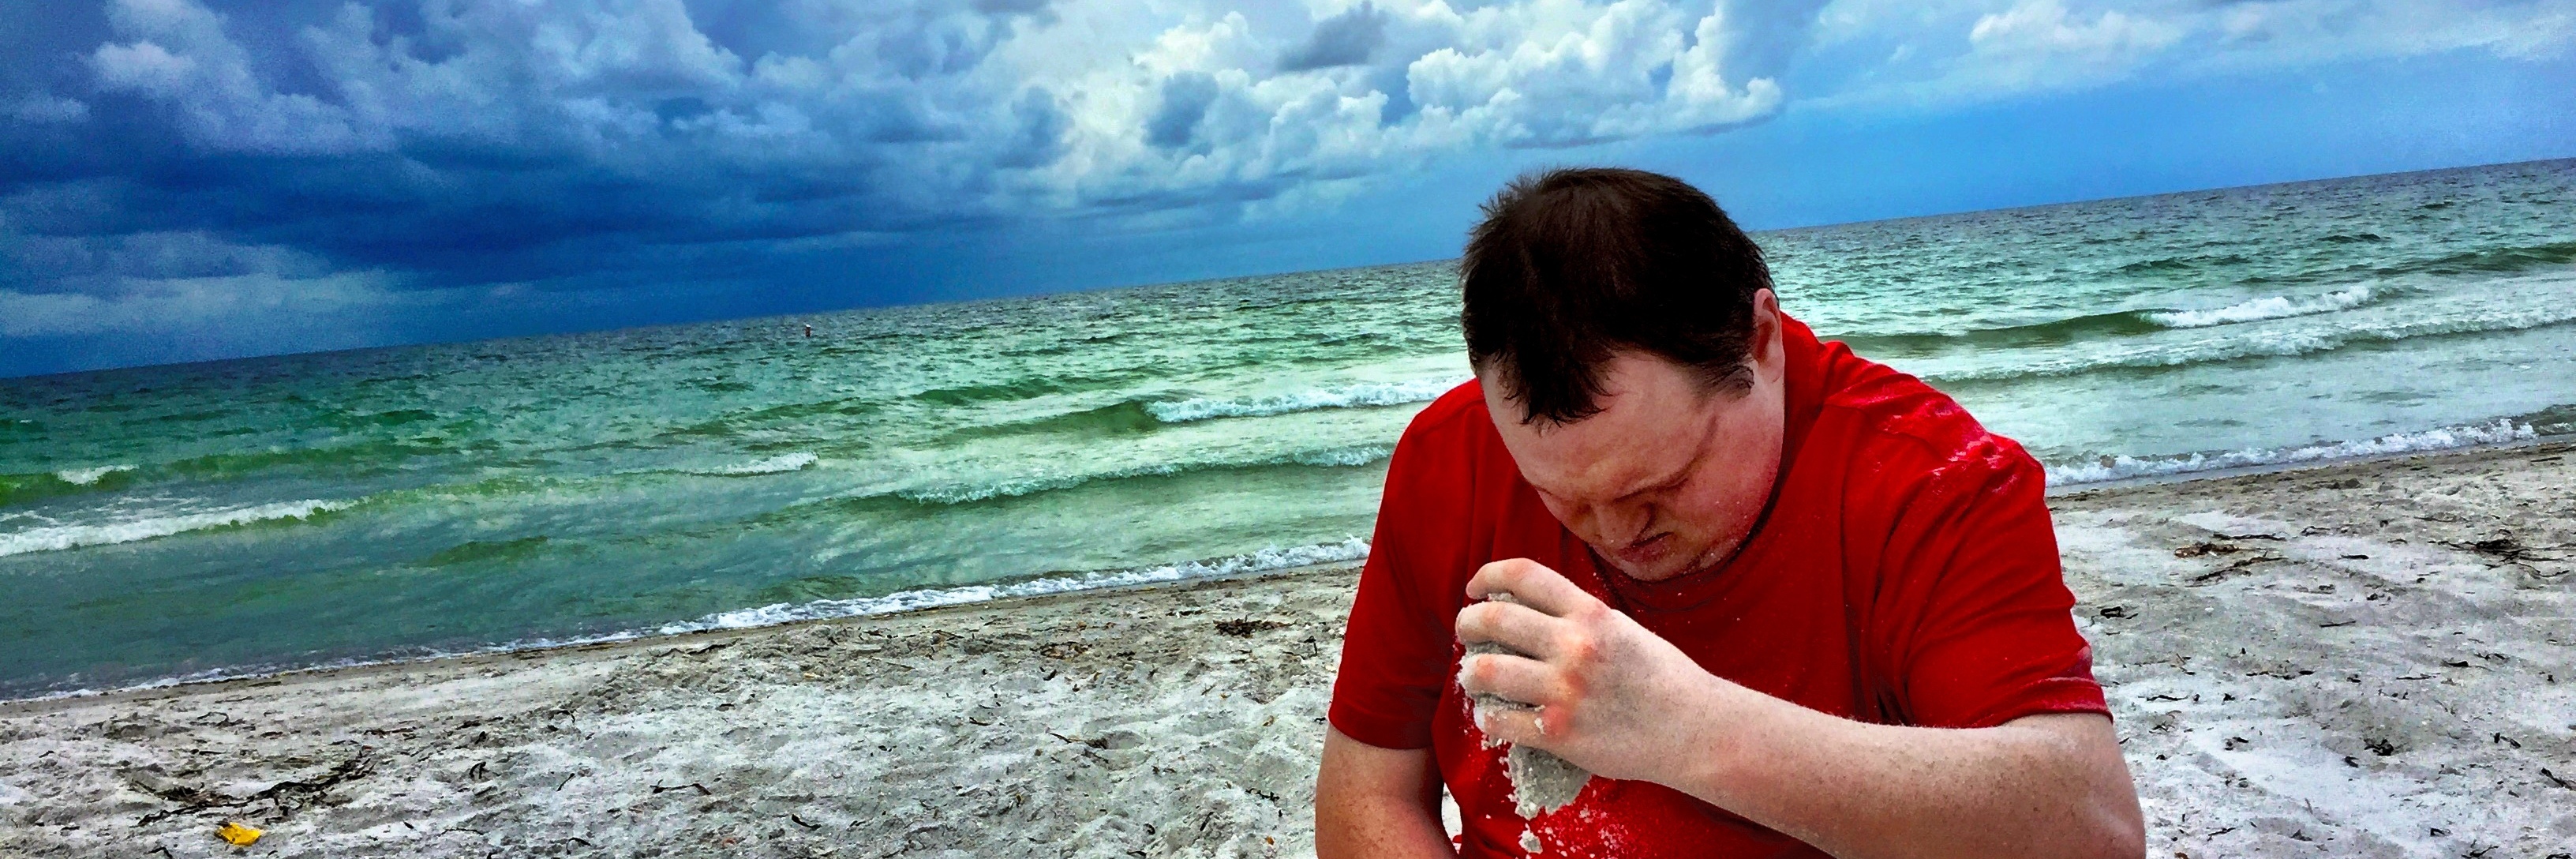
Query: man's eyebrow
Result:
<box><xmin>1609</xmin><ymin>460</ymin><xmax>1693</xmax><ymax>502</ymax></box>
<box><xmin>1610</xmin><ymin>417</ymin><xmax>1721</xmax><ymax>501</ymax></box>
<box><xmin>1627</xmin><ymin>412</ymin><xmax>1731</xmax><ymax>497</ymax></box>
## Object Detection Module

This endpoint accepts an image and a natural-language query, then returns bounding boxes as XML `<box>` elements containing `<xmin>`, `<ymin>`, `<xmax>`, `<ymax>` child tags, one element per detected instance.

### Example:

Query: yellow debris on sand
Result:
<box><xmin>215</xmin><ymin>820</ymin><xmax>264</xmax><ymax>846</ymax></box>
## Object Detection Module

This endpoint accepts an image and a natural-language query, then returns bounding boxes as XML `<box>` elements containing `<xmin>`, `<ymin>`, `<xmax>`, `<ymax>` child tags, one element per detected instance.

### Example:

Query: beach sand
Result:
<box><xmin>3</xmin><ymin>441</ymin><xmax>2572</xmax><ymax>858</ymax></box>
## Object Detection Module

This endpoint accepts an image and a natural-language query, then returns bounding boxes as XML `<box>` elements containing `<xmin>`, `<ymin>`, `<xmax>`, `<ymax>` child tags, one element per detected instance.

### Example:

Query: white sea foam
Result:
<box><xmin>2145</xmin><ymin>285</ymin><xmax>2377</xmax><ymax>328</ymax></box>
<box><xmin>1148</xmin><ymin>377</ymin><xmax>1466</xmax><ymax>423</ymax></box>
<box><xmin>1287</xmin><ymin>445</ymin><xmax>1397</xmax><ymax>467</ymax></box>
<box><xmin>897</xmin><ymin>445</ymin><xmax>1392</xmax><ymax>505</ymax></box>
<box><xmin>2044</xmin><ymin>419</ymin><xmax>2537</xmax><ymax>486</ymax></box>
<box><xmin>53</xmin><ymin>465</ymin><xmax>134</xmax><ymax>485</ymax></box>
<box><xmin>0</xmin><ymin>499</ymin><xmax>350</xmax><ymax>557</ymax></box>
<box><xmin>692</xmin><ymin>452</ymin><xmax>818</xmax><ymax>476</ymax></box>
<box><xmin>660</xmin><ymin>537</ymin><xmax>1374</xmax><ymax>634</ymax></box>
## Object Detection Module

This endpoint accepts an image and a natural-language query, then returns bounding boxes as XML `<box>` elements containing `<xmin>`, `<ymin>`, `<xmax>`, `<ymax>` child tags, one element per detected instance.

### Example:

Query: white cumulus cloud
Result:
<box><xmin>75</xmin><ymin>0</ymin><xmax>1794</xmax><ymax>225</ymax></box>
<box><xmin>1807</xmin><ymin>0</ymin><xmax>2576</xmax><ymax>110</ymax></box>
<box><xmin>89</xmin><ymin>0</ymin><xmax>387</xmax><ymax>154</ymax></box>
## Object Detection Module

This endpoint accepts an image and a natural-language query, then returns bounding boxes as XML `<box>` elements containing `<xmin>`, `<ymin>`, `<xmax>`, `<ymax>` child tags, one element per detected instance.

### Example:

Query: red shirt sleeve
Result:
<box><xmin>1327</xmin><ymin>399</ymin><xmax>1477</xmax><ymax>749</ymax></box>
<box><xmin>1873</xmin><ymin>440</ymin><xmax>2109</xmax><ymax>729</ymax></box>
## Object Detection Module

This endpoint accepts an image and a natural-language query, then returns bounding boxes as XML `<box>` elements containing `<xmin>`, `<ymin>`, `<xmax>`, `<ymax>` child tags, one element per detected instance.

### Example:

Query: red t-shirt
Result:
<box><xmin>1327</xmin><ymin>313</ymin><xmax>2108</xmax><ymax>858</ymax></box>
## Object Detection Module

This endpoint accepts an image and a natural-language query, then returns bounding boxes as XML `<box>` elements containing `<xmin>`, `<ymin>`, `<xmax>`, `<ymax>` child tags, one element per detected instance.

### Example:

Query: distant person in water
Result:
<box><xmin>804</xmin><ymin>324</ymin><xmax>814</xmax><ymax>338</ymax></box>
<box><xmin>1315</xmin><ymin>168</ymin><xmax>2144</xmax><ymax>858</ymax></box>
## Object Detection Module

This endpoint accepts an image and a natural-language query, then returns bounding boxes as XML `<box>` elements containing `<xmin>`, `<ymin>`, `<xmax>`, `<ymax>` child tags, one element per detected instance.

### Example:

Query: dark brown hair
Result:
<box><xmin>1460</xmin><ymin>167</ymin><xmax>1773</xmax><ymax>426</ymax></box>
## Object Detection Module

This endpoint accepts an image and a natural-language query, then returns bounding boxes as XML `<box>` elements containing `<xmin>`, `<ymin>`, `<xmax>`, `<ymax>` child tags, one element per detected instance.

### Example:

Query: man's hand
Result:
<box><xmin>1455</xmin><ymin>557</ymin><xmax>1742</xmax><ymax>786</ymax></box>
<box><xmin>1451</xmin><ymin>557</ymin><xmax>2144</xmax><ymax>859</ymax></box>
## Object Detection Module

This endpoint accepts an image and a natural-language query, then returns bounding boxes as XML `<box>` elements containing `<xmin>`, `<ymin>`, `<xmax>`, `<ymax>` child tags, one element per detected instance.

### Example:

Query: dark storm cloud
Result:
<box><xmin>2</xmin><ymin>0</ymin><xmax>1066</xmax><ymax>294</ymax></box>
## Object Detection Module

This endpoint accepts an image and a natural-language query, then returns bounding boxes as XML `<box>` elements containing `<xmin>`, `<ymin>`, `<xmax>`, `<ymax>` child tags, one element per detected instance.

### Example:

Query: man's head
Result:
<box><xmin>1461</xmin><ymin>167</ymin><xmax>1785</xmax><ymax>582</ymax></box>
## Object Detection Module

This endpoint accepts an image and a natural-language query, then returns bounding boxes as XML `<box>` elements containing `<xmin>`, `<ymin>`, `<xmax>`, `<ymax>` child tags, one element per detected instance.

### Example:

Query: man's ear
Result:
<box><xmin>1750</xmin><ymin>288</ymin><xmax>1784</xmax><ymax>379</ymax></box>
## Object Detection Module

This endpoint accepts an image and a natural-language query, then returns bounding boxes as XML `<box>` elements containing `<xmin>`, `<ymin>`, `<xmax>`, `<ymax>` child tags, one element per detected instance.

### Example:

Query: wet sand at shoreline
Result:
<box><xmin>4</xmin><ymin>441</ymin><xmax>2573</xmax><ymax>857</ymax></box>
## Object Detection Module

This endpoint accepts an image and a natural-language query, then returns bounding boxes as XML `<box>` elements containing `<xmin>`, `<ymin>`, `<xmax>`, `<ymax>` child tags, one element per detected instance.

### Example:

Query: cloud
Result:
<box><xmin>88</xmin><ymin>0</ymin><xmax>386</xmax><ymax>155</ymax></box>
<box><xmin>1399</xmin><ymin>0</ymin><xmax>1783</xmax><ymax>148</ymax></box>
<box><xmin>1148</xmin><ymin>70</ymin><xmax>1222</xmax><ymax>148</ymax></box>
<box><xmin>3</xmin><ymin>93</ymin><xmax>89</xmax><ymax>123</ymax></box>
<box><xmin>1717</xmin><ymin>0</ymin><xmax>1832</xmax><ymax>78</ymax></box>
<box><xmin>0</xmin><ymin>270</ymin><xmax>398</xmax><ymax>339</ymax></box>
<box><xmin>1956</xmin><ymin>0</ymin><xmax>2185</xmax><ymax>90</ymax></box>
<box><xmin>1279</xmin><ymin>2</ymin><xmax>1387</xmax><ymax>71</ymax></box>
<box><xmin>1969</xmin><ymin>1</ymin><xmax>2182</xmax><ymax>58</ymax></box>
<box><xmin>0</xmin><ymin>221</ymin><xmax>432</xmax><ymax>373</ymax></box>
<box><xmin>1807</xmin><ymin>0</ymin><xmax>2576</xmax><ymax>110</ymax></box>
<box><xmin>0</xmin><ymin>223</ymin><xmax>405</xmax><ymax>356</ymax></box>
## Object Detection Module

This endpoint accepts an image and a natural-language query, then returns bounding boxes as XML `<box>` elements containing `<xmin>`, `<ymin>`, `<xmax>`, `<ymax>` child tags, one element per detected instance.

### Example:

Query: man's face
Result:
<box><xmin>1479</xmin><ymin>291</ymin><xmax>1787</xmax><ymax>583</ymax></box>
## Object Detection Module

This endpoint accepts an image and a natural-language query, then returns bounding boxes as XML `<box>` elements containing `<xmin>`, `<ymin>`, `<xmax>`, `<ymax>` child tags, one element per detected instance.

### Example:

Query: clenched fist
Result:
<box><xmin>1453</xmin><ymin>557</ymin><xmax>1750</xmax><ymax>790</ymax></box>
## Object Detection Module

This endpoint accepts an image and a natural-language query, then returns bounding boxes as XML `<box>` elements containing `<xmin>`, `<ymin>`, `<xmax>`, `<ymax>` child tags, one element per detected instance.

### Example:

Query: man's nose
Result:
<box><xmin>1596</xmin><ymin>501</ymin><xmax>1656</xmax><ymax>546</ymax></box>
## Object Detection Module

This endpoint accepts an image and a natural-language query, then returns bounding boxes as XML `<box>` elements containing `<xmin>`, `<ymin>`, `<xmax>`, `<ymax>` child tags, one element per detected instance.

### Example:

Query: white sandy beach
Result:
<box><xmin>3</xmin><ymin>440</ymin><xmax>2573</xmax><ymax>858</ymax></box>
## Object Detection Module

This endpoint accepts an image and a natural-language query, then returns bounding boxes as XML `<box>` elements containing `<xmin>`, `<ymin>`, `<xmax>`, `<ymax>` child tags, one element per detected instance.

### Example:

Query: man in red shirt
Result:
<box><xmin>1314</xmin><ymin>169</ymin><xmax>2144</xmax><ymax>858</ymax></box>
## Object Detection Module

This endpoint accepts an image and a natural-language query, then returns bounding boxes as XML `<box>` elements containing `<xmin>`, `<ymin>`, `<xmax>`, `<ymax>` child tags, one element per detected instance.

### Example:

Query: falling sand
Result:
<box><xmin>1462</xmin><ymin>592</ymin><xmax>1595</xmax><ymax>821</ymax></box>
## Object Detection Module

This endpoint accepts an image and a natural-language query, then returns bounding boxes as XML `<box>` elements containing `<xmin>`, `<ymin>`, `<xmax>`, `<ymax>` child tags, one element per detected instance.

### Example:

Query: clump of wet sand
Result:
<box><xmin>1462</xmin><ymin>592</ymin><xmax>1594</xmax><ymax>820</ymax></box>
<box><xmin>1</xmin><ymin>440</ymin><xmax>2570</xmax><ymax>858</ymax></box>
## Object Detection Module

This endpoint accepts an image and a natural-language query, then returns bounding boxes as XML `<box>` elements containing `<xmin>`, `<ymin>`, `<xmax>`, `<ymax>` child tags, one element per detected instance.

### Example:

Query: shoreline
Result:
<box><xmin>2046</xmin><ymin>432</ymin><xmax>2568</xmax><ymax>496</ymax></box>
<box><xmin>0</xmin><ymin>539</ymin><xmax>1374</xmax><ymax>709</ymax></box>
<box><xmin>6</xmin><ymin>434</ymin><xmax>2568</xmax><ymax>711</ymax></box>
<box><xmin>0</xmin><ymin>559</ymin><xmax>1370</xmax><ymax>716</ymax></box>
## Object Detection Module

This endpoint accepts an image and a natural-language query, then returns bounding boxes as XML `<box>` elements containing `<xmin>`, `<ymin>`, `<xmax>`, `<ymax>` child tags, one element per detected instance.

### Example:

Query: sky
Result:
<box><xmin>2</xmin><ymin>0</ymin><xmax>2571</xmax><ymax>378</ymax></box>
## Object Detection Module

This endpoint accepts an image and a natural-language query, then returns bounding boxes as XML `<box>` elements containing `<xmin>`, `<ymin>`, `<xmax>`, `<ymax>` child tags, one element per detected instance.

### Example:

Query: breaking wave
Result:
<box><xmin>0</xmin><ymin>465</ymin><xmax>140</xmax><ymax>508</ymax></box>
<box><xmin>2044</xmin><ymin>419</ymin><xmax>2537</xmax><ymax>486</ymax></box>
<box><xmin>1836</xmin><ymin>285</ymin><xmax>2399</xmax><ymax>358</ymax></box>
<box><xmin>55</xmin><ymin>465</ymin><xmax>135</xmax><ymax>485</ymax></box>
<box><xmin>893</xmin><ymin>445</ymin><xmax>1391</xmax><ymax>505</ymax></box>
<box><xmin>2144</xmin><ymin>284</ymin><xmax>2379</xmax><ymax>328</ymax></box>
<box><xmin>1148</xmin><ymin>377</ymin><xmax>1466</xmax><ymax>423</ymax></box>
<box><xmin>686</xmin><ymin>452</ymin><xmax>818</xmax><ymax>476</ymax></box>
<box><xmin>0</xmin><ymin>499</ymin><xmax>350</xmax><ymax>557</ymax></box>
<box><xmin>2</xmin><ymin>439</ymin><xmax>459</xmax><ymax>508</ymax></box>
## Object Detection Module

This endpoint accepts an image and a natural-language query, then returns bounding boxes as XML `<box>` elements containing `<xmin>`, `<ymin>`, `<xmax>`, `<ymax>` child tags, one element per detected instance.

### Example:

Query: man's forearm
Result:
<box><xmin>1314</xmin><ymin>728</ymin><xmax>1458</xmax><ymax>859</ymax></box>
<box><xmin>1672</xmin><ymin>685</ymin><xmax>2144</xmax><ymax>859</ymax></box>
<box><xmin>1315</xmin><ymin>793</ymin><xmax>1455</xmax><ymax>859</ymax></box>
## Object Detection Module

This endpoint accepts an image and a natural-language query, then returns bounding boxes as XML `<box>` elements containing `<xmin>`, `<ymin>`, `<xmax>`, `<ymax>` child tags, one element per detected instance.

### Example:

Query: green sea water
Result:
<box><xmin>4</xmin><ymin>159</ymin><xmax>2573</xmax><ymax>698</ymax></box>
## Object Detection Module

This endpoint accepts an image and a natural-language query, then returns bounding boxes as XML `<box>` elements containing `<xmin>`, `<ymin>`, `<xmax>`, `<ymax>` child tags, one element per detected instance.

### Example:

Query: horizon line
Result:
<box><xmin>9</xmin><ymin>153</ymin><xmax>2568</xmax><ymax>383</ymax></box>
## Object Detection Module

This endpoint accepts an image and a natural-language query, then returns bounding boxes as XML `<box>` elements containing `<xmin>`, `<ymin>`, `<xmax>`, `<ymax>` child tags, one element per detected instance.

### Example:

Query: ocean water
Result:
<box><xmin>4</xmin><ymin>159</ymin><xmax>2573</xmax><ymax>699</ymax></box>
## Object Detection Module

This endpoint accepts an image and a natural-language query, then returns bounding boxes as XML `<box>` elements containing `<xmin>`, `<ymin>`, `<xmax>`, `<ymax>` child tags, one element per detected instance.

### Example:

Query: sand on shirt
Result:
<box><xmin>2</xmin><ymin>440</ymin><xmax>2573</xmax><ymax>858</ymax></box>
<box><xmin>1462</xmin><ymin>592</ymin><xmax>1594</xmax><ymax>820</ymax></box>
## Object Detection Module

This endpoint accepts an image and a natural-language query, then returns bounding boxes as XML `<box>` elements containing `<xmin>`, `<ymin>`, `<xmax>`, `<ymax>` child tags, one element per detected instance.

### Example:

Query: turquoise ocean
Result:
<box><xmin>4</xmin><ymin>159</ymin><xmax>2573</xmax><ymax>700</ymax></box>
